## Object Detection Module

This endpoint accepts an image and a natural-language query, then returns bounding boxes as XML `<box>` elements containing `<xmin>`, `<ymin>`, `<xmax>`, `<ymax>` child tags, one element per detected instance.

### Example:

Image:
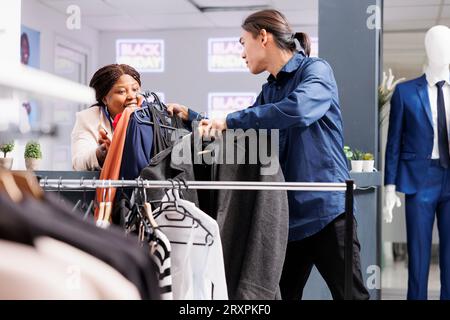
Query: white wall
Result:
<box><xmin>12</xmin><ymin>0</ymin><xmax>100</xmax><ymax>170</ymax></box>
<box><xmin>0</xmin><ymin>0</ymin><xmax>21</xmax><ymax>63</ymax></box>
<box><xmin>21</xmin><ymin>0</ymin><xmax>99</xmax><ymax>80</ymax></box>
<box><xmin>0</xmin><ymin>0</ymin><xmax>22</xmax><ymax>132</ymax></box>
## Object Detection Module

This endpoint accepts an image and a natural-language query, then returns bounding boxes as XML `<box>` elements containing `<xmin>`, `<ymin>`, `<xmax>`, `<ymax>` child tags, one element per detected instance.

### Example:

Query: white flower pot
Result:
<box><xmin>362</xmin><ymin>160</ymin><xmax>375</xmax><ymax>172</ymax></box>
<box><xmin>351</xmin><ymin>160</ymin><xmax>364</xmax><ymax>173</ymax></box>
<box><xmin>25</xmin><ymin>158</ymin><xmax>40</xmax><ymax>171</ymax></box>
<box><xmin>0</xmin><ymin>157</ymin><xmax>13</xmax><ymax>170</ymax></box>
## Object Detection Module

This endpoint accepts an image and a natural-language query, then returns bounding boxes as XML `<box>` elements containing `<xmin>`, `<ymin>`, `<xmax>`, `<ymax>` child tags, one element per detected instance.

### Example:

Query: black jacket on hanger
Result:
<box><xmin>140</xmin><ymin>132</ymin><xmax>289</xmax><ymax>300</ymax></box>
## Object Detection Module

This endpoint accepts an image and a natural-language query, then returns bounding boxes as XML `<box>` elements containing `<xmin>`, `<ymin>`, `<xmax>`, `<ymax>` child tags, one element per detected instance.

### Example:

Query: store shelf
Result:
<box><xmin>350</xmin><ymin>171</ymin><xmax>382</xmax><ymax>189</ymax></box>
<box><xmin>0</xmin><ymin>62</ymin><xmax>95</xmax><ymax>104</ymax></box>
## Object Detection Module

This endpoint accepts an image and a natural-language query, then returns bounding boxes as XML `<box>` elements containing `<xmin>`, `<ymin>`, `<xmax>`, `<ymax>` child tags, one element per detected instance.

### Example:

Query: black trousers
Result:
<box><xmin>280</xmin><ymin>213</ymin><xmax>370</xmax><ymax>300</ymax></box>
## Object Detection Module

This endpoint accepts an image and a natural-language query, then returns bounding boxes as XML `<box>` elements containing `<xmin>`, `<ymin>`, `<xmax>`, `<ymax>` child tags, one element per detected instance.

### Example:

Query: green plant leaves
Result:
<box><xmin>24</xmin><ymin>141</ymin><xmax>42</xmax><ymax>159</ymax></box>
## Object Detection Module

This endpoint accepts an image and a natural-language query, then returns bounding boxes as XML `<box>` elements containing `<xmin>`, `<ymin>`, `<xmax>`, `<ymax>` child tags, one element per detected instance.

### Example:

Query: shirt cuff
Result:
<box><xmin>226</xmin><ymin>109</ymin><xmax>260</xmax><ymax>130</ymax></box>
<box><xmin>187</xmin><ymin>109</ymin><xmax>202</xmax><ymax>123</ymax></box>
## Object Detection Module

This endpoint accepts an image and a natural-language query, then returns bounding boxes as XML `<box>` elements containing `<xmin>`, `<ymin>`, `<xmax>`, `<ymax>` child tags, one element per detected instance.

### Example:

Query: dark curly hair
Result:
<box><xmin>89</xmin><ymin>64</ymin><xmax>141</xmax><ymax>107</ymax></box>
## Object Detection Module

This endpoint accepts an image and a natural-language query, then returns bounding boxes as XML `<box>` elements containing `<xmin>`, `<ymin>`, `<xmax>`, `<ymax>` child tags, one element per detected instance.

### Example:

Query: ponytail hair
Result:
<box><xmin>293</xmin><ymin>32</ymin><xmax>311</xmax><ymax>57</ymax></box>
<box><xmin>242</xmin><ymin>9</ymin><xmax>311</xmax><ymax>56</ymax></box>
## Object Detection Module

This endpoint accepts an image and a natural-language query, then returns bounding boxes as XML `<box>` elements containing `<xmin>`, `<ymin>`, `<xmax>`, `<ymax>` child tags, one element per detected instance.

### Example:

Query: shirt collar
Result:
<box><xmin>101</xmin><ymin>105</ymin><xmax>114</xmax><ymax>130</ymax></box>
<box><xmin>267</xmin><ymin>51</ymin><xmax>306</xmax><ymax>83</ymax></box>
<box><xmin>425</xmin><ymin>71</ymin><xmax>450</xmax><ymax>87</ymax></box>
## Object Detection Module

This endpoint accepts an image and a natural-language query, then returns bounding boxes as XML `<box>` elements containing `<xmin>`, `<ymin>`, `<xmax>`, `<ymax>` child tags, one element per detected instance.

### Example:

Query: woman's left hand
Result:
<box><xmin>137</xmin><ymin>94</ymin><xmax>144</xmax><ymax>107</ymax></box>
<box><xmin>198</xmin><ymin>118</ymin><xmax>227</xmax><ymax>138</ymax></box>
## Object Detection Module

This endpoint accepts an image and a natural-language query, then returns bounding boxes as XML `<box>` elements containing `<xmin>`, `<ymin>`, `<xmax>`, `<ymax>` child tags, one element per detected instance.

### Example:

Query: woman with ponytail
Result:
<box><xmin>168</xmin><ymin>9</ymin><xmax>369</xmax><ymax>300</ymax></box>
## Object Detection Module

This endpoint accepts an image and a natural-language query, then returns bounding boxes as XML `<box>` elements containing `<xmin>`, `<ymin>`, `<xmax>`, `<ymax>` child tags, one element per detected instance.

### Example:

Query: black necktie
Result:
<box><xmin>437</xmin><ymin>80</ymin><xmax>450</xmax><ymax>169</ymax></box>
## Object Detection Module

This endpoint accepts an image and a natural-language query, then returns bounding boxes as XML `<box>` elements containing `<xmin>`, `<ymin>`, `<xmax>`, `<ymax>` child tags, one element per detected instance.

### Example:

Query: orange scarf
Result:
<box><xmin>95</xmin><ymin>107</ymin><xmax>137</xmax><ymax>221</ymax></box>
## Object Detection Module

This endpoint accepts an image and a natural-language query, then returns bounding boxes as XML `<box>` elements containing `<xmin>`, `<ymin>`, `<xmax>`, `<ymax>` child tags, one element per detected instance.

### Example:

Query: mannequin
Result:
<box><xmin>384</xmin><ymin>25</ymin><xmax>450</xmax><ymax>300</ymax></box>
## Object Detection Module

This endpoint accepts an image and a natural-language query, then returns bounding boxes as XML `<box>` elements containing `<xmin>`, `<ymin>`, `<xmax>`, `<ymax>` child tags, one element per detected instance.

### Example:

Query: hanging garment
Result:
<box><xmin>174</xmin><ymin>193</ymin><xmax>228</xmax><ymax>300</ymax></box>
<box><xmin>150</xmin><ymin>228</ymin><xmax>173</xmax><ymax>300</ymax></box>
<box><xmin>119</xmin><ymin>100</ymin><xmax>190</xmax><ymax>181</ymax></box>
<box><xmin>153</xmin><ymin>191</ymin><xmax>228</xmax><ymax>300</ymax></box>
<box><xmin>34</xmin><ymin>236</ymin><xmax>141</xmax><ymax>300</ymax></box>
<box><xmin>0</xmin><ymin>239</ymin><xmax>100</xmax><ymax>299</ymax></box>
<box><xmin>95</xmin><ymin>107</ymin><xmax>137</xmax><ymax>221</ymax></box>
<box><xmin>119</xmin><ymin>109</ymin><xmax>154</xmax><ymax>181</ymax></box>
<box><xmin>0</xmin><ymin>192</ymin><xmax>160</xmax><ymax>300</ymax></box>
<box><xmin>140</xmin><ymin>132</ymin><xmax>289</xmax><ymax>300</ymax></box>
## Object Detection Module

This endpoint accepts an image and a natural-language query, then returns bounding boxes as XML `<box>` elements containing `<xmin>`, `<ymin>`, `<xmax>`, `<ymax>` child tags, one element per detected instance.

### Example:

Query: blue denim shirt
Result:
<box><xmin>192</xmin><ymin>52</ymin><xmax>350</xmax><ymax>241</ymax></box>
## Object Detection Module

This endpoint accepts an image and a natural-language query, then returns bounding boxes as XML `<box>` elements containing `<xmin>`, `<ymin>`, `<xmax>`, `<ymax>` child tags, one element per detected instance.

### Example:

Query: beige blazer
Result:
<box><xmin>71</xmin><ymin>106</ymin><xmax>113</xmax><ymax>171</ymax></box>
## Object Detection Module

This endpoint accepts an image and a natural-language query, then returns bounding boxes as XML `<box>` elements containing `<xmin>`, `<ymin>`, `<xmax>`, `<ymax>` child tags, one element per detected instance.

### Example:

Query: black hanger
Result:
<box><xmin>136</xmin><ymin>92</ymin><xmax>177</xmax><ymax>131</ymax></box>
<box><xmin>153</xmin><ymin>179</ymin><xmax>214</xmax><ymax>246</ymax></box>
<box><xmin>179</xmin><ymin>178</ymin><xmax>189</xmax><ymax>199</ymax></box>
<box><xmin>153</xmin><ymin>179</ymin><xmax>182</xmax><ymax>220</ymax></box>
<box><xmin>137</xmin><ymin>177</ymin><xmax>158</xmax><ymax>243</ymax></box>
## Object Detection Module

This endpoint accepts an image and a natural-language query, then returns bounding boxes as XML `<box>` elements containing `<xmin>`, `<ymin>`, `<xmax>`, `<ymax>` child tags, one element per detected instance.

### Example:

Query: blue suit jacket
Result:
<box><xmin>385</xmin><ymin>74</ymin><xmax>439</xmax><ymax>194</ymax></box>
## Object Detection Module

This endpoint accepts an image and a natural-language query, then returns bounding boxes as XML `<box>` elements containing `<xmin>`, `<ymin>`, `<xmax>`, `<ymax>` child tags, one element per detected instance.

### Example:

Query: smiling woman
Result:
<box><xmin>71</xmin><ymin>64</ymin><xmax>143</xmax><ymax>171</ymax></box>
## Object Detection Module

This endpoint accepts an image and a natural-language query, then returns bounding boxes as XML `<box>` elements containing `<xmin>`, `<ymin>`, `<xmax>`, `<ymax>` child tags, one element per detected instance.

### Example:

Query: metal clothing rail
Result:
<box><xmin>39</xmin><ymin>178</ymin><xmax>356</xmax><ymax>300</ymax></box>
<box><xmin>39</xmin><ymin>178</ymin><xmax>354</xmax><ymax>191</ymax></box>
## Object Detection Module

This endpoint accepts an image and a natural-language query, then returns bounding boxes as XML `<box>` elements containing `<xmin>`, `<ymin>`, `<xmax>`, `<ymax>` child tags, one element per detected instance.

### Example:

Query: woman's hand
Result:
<box><xmin>166</xmin><ymin>103</ymin><xmax>189</xmax><ymax>121</ymax></box>
<box><xmin>137</xmin><ymin>94</ymin><xmax>144</xmax><ymax>107</ymax></box>
<box><xmin>198</xmin><ymin>119</ymin><xmax>227</xmax><ymax>138</ymax></box>
<box><xmin>96</xmin><ymin>129</ymin><xmax>111</xmax><ymax>167</ymax></box>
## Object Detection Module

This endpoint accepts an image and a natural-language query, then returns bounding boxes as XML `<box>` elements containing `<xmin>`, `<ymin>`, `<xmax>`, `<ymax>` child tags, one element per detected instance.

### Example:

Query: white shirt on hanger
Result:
<box><xmin>153</xmin><ymin>191</ymin><xmax>228</xmax><ymax>300</ymax></box>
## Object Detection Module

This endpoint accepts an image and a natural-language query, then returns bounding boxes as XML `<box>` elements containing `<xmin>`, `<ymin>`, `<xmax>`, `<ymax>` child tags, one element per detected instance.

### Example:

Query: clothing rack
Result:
<box><xmin>39</xmin><ymin>178</ymin><xmax>356</xmax><ymax>300</ymax></box>
<box><xmin>39</xmin><ymin>178</ymin><xmax>353</xmax><ymax>191</ymax></box>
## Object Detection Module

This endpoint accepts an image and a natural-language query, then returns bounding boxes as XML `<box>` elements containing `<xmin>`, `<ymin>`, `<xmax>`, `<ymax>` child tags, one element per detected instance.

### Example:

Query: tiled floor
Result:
<box><xmin>382</xmin><ymin>261</ymin><xmax>440</xmax><ymax>300</ymax></box>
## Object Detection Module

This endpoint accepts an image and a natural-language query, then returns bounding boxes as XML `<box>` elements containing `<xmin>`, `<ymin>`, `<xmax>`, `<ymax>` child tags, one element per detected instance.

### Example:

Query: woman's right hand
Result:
<box><xmin>166</xmin><ymin>103</ymin><xmax>189</xmax><ymax>121</ymax></box>
<box><xmin>96</xmin><ymin>129</ymin><xmax>111</xmax><ymax>167</ymax></box>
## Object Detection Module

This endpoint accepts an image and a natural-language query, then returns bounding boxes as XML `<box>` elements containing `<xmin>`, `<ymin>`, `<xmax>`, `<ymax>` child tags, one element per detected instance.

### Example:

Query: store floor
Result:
<box><xmin>382</xmin><ymin>260</ymin><xmax>440</xmax><ymax>300</ymax></box>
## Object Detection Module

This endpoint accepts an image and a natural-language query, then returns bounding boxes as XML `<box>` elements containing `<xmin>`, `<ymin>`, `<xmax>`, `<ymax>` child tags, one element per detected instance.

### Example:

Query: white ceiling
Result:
<box><xmin>37</xmin><ymin>0</ymin><xmax>449</xmax><ymax>78</ymax></box>
<box><xmin>37</xmin><ymin>0</ymin><xmax>318</xmax><ymax>31</ymax></box>
<box><xmin>383</xmin><ymin>0</ymin><xmax>450</xmax><ymax>79</ymax></box>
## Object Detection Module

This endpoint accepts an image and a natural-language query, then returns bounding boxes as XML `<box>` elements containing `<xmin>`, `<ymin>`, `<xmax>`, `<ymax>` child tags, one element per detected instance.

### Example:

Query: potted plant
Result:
<box><xmin>24</xmin><ymin>141</ymin><xmax>42</xmax><ymax>171</ymax></box>
<box><xmin>362</xmin><ymin>152</ymin><xmax>375</xmax><ymax>172</ymax></box>
<box><xmin>343</xmin><ymin>145</ymin><xmax>353</xmax><ymax>167</ymax></box>
<box><xmin>351</xmin><ymin>149</ymin><xmax>364</xmax><ymax>172</ymax></box>
<box><xmin>0</xmin><ymin>141</ymin><xmax>15</xmax><ymax>170</ymax></box>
